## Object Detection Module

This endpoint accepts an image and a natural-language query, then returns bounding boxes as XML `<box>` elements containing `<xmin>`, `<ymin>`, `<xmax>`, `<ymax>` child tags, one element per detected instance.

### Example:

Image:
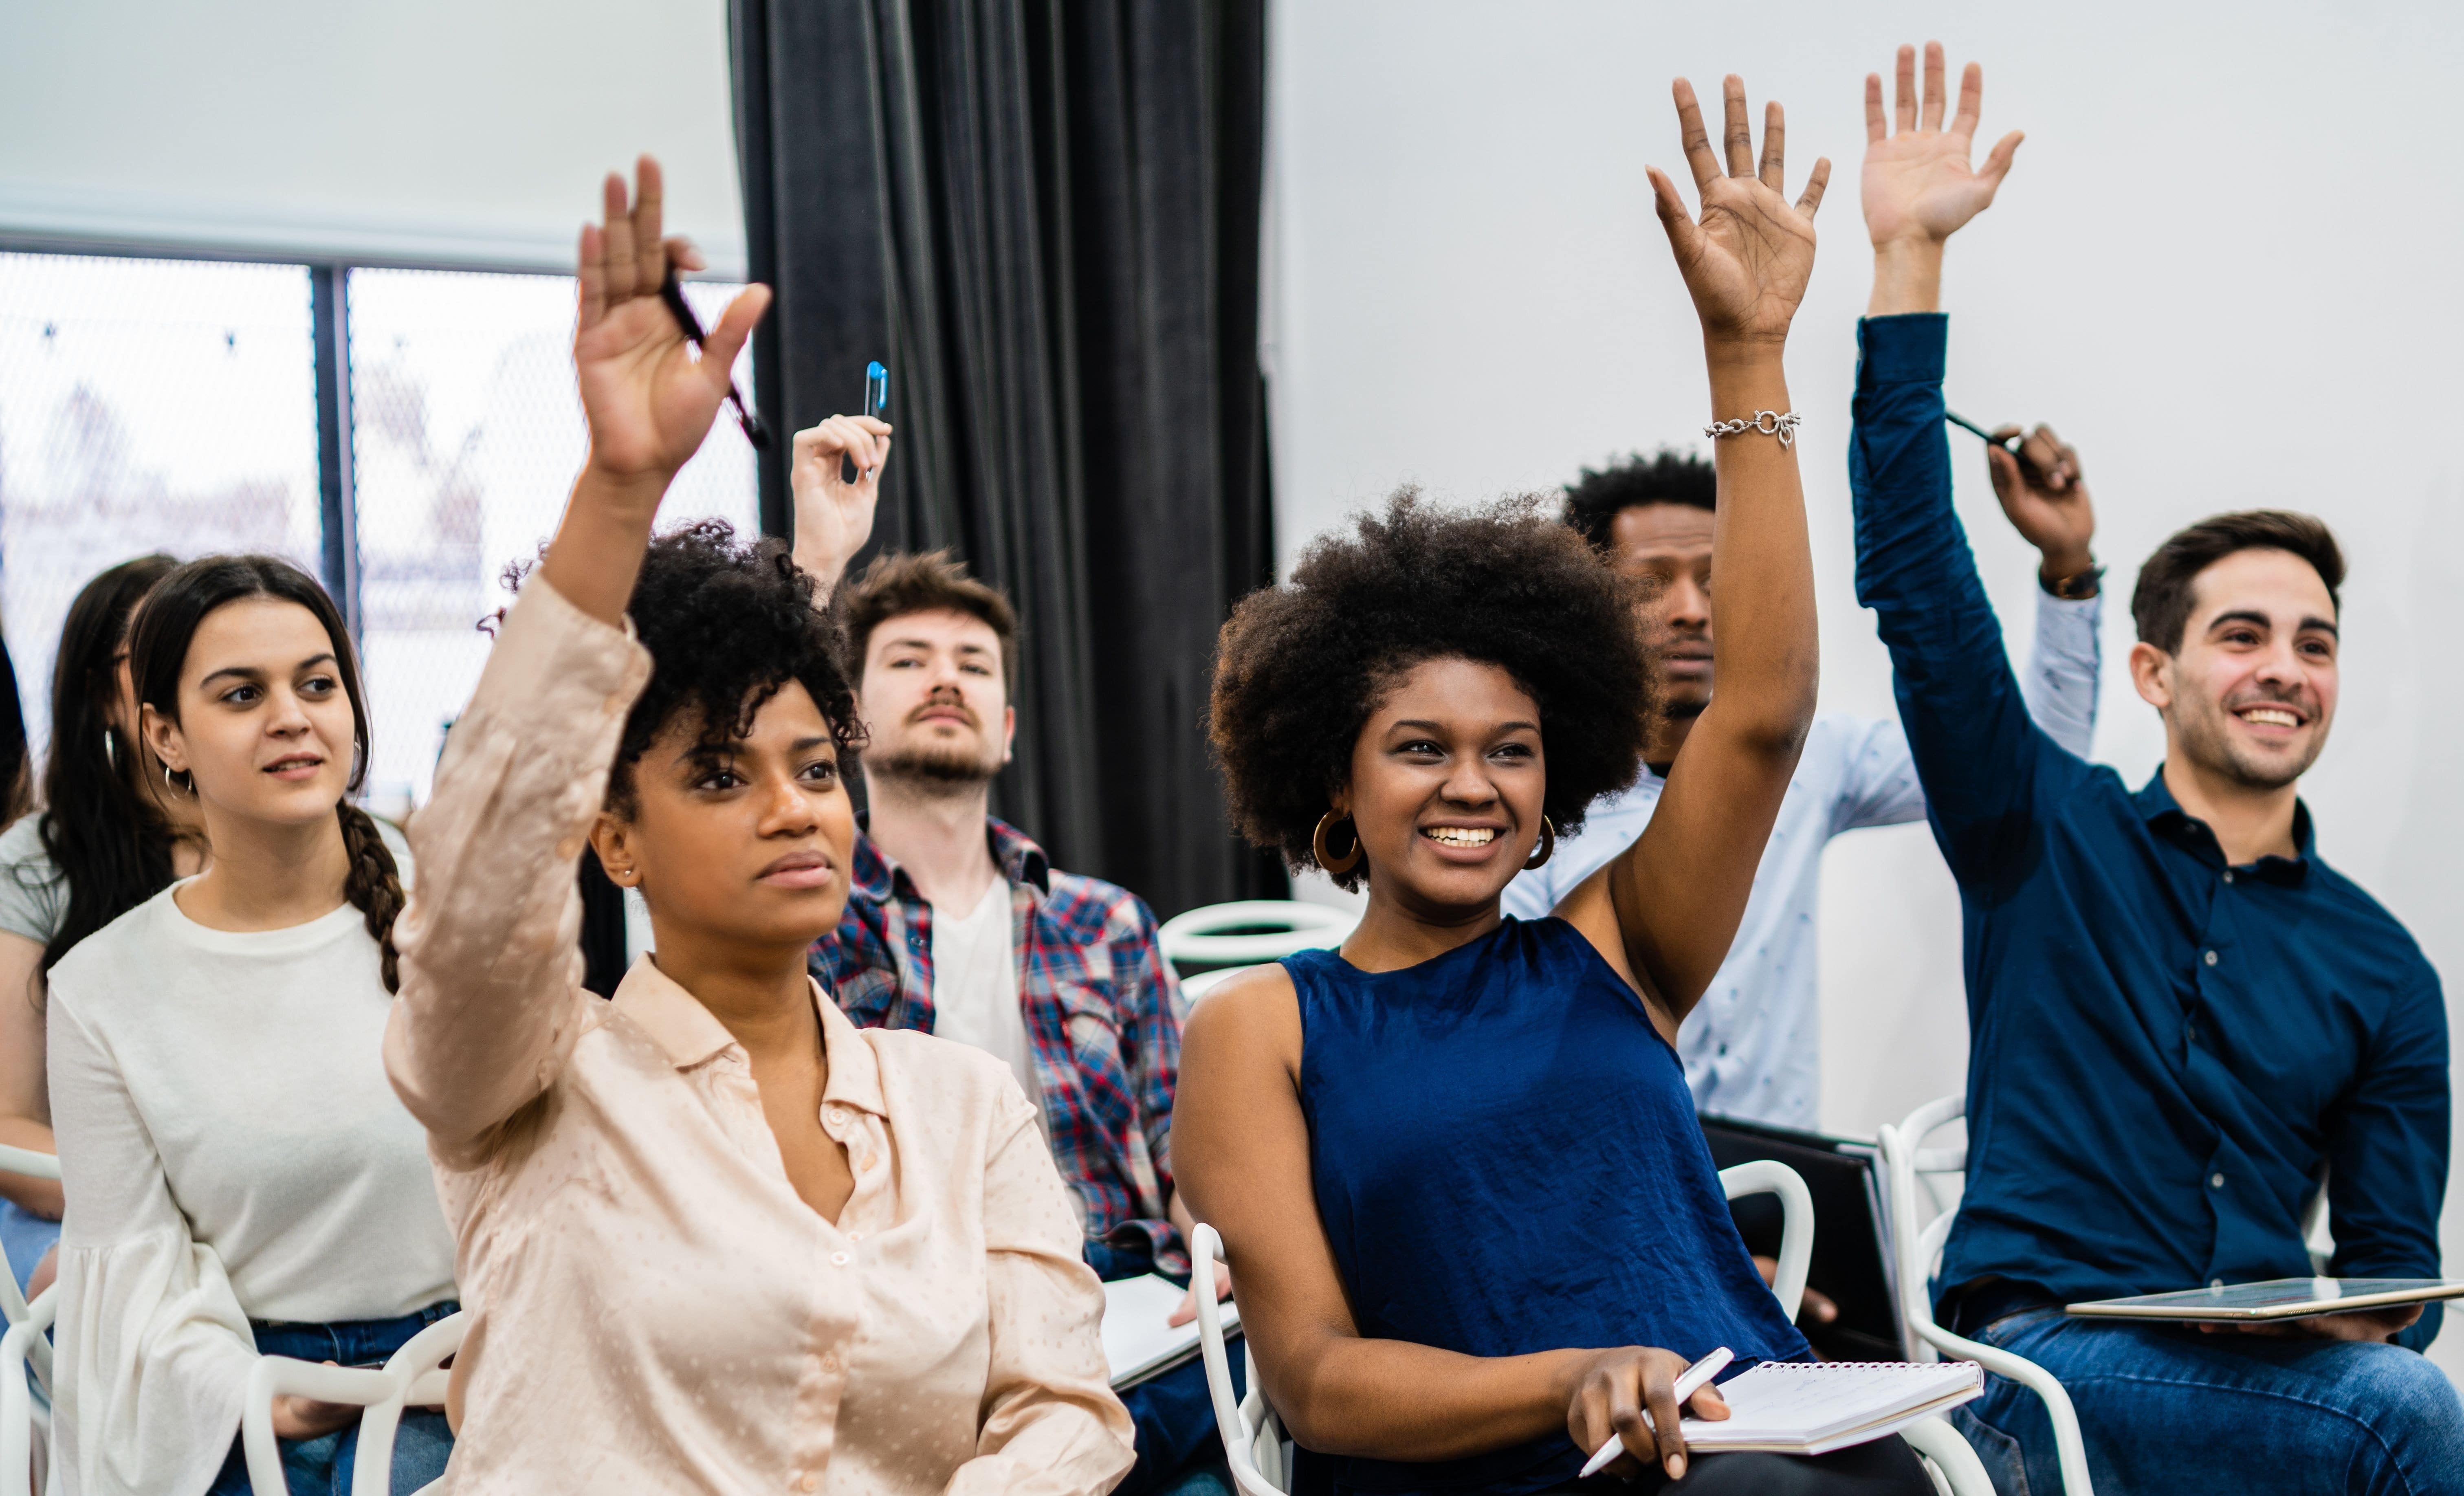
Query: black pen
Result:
<box><xmin>1944</xmin><ymin>408</ymin><xmax>2017</xmax><ymax>452</ymax></box>
<box><xmin>660</xmin><ymin>268</ymin><xmax>770</xmax><ymax>449</ymax></box>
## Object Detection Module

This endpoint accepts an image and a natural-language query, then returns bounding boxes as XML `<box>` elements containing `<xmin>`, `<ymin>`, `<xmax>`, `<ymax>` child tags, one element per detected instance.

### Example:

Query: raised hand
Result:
<box><xmin>1862</xmin><ymin>43</ymin><xmax>2022</xmax><ymax>251</ymax></box>
<box><xmin>789</xmin><ymin>414</ymin><xmax>894</xmax><ymax>599</ymax></box>
<box><xmin>1985</xmin><ymin>423</ymin><xmax>2096</xmax><ymax>581</ymax></box>
<box><xmin>573</xmin><ymin>157</ymin><xmax>771</xmax><ymax>486</ymax></box>
<box><xmin>1648</xmin><ymin>77</ymin><xmax>1830</xmax><ymax>348</ymax></box>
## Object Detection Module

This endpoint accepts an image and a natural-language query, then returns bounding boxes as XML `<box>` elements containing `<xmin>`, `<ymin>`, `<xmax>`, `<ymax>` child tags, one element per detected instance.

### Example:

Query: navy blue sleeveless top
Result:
<box><xmin>1286</xmin><ymin>916</ymin><xmax>1807</xmax><ymax>1496</ymax></box>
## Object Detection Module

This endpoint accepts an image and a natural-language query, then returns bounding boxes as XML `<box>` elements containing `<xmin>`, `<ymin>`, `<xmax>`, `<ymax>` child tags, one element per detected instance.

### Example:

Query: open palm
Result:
<box><xmin>573</xmin><ymin>158</ymin><xmax>768</xmax><ymax>483</ymax></box>
<box><xmin>1862</xmin><ymin>43</ymin><xmax>2022</xmax><ymax>248</ymax></box>
<box><xmin>1650</xmin><ymin>77</ymin><xmax>1830</xmax><ymax>345</ymax></box>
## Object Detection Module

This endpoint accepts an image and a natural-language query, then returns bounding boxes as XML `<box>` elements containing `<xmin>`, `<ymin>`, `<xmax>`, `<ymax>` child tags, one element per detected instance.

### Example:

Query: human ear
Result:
<box><xmin>1001</xmin><ymin>704</ymin><xmax>1017</xmax><ymax>766</ymax></box>
<box><xmin>140</xmin><ymin>703</ymin><xmax>189</xmax><ymax>775</ymax></box>
<box><xmin>589</xmin><ymin>812</ymin><xmax>641</xmax><ymax>887</ymax></box>
<box><xmin>2127</xmin><ymin>641</ymin><xmax>2174</xmax><ymax>713</ymax></box>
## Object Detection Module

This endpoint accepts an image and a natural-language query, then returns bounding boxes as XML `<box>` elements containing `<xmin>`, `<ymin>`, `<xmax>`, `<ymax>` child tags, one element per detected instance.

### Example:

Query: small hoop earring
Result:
<box><xmin>103</xmin><ymin>728</ymin><xmax>119</xmax><ymax>770</ymax></box>
<box><xmin>1311</xmin><ymin>810</ymin><xmax>1363</xmax><ymax>877</ymax></box>
<box><xmin>1523</xmin><ymin>815</ymin><xmax>1555</xmax><ymax>871</ymax></box>
<box><xmin>163</xmin><ymin>763</ymin><xmax>192</xmax><ymax>797</ymax></box>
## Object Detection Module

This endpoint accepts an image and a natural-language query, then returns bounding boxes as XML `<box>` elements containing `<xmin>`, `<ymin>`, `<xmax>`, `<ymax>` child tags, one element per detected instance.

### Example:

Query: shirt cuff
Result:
<box><xmin>1855</xmin><ymin>312</ymin><xmax>1948</xmax><ymax>386</ymax></box>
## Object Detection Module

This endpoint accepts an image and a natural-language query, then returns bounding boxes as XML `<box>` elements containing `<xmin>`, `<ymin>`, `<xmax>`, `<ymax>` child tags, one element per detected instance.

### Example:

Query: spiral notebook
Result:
<box><xmin>1679</xmin><ymin>1361</ymin><xmax>1984</xmax><ymax>1455</ymax></box>
<box><xmin>1100</xmin><ymin>1274</ymin><xmax>1240</xmax><ymax>1390</ymax></box>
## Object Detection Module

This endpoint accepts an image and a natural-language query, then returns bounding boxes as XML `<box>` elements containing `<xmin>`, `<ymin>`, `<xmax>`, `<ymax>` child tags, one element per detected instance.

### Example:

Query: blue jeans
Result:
<box><xmin>1951</xmin><ymin>1307</ymin><xmax>2464</xmax><ymax>1496</ymax></box>
<box><xmin>206</xmin><ymin>1301</ymin><xmax>460</xmax><ymax>1496</ymax></box>
<box><xmin>0</xmin><ymin>1200</ymin><xmax>58</xmax><ymax>1297</ymax></box>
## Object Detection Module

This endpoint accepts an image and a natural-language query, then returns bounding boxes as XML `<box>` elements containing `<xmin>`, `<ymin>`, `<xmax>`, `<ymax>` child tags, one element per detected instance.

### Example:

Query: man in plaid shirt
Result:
<box><xmin>809</xmin><ymin>549</ymin><xmax>1228</xmax><ymax>1496</ymax></box>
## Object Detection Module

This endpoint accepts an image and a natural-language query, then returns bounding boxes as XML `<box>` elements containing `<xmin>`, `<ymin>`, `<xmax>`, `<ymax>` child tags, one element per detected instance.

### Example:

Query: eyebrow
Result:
<box><xmin>1388</xmin><ymin>718</ymin><xmax>1541</xmax><ymax>735</ymax></box>
<box><xmin>197</xmin><ymin>653</ymin><xmax>337</xmax><ymax>689</ymax></box>
<box><xmin>2208</xmin><ymin>610</ymin><xmax>2339</xmax><ymax>639</ymax></box>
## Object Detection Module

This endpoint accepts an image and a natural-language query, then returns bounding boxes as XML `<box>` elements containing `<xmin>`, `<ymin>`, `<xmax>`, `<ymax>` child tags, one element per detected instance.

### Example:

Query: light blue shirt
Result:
<box><xmin>1500</xmin><ymin>588</ymin><xmax>2102</xmax><ymax>1128</ymax></box>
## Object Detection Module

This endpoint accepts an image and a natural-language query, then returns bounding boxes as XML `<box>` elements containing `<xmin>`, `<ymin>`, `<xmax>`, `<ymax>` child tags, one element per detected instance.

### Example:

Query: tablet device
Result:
<box><xmin>1700</xmin><ymin>1114</ymin><xmax>1908</xmax><ymax>1360</ymax></box>
<box><xmin>2066</xmin><ymin>1277</ymin><xmax>2464</xmax><ymax>1322</ymax></box>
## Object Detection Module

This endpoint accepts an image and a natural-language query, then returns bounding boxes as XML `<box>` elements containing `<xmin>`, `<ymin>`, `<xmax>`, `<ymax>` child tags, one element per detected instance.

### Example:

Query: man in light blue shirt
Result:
<box><xmin>1503</xmin><ymin>444</ymin><xmax>2104</xmax><ymax>1129</ymax></box>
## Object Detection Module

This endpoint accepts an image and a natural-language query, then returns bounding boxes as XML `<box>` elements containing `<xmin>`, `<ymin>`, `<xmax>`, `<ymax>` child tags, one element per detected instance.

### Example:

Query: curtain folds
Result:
<box><xmin>730</xmin><ymin>0</ymin><xmax>1277</xmax><ymax>918</ymax></box>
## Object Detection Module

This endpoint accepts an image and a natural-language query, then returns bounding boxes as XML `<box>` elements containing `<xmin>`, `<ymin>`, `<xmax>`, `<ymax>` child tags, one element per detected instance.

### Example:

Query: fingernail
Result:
<box><xmin>1668</xmin><ymin>1455</ymin><xmax>1685</xmax><ymax>1478</ymax></box>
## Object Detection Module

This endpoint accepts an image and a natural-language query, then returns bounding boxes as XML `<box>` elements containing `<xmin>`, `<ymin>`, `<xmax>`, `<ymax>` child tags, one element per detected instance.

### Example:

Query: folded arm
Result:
<box><xmin>2323</xmin><ymin>972</ymin><xmax>2450</xmax><ymax>1351</ymax></box>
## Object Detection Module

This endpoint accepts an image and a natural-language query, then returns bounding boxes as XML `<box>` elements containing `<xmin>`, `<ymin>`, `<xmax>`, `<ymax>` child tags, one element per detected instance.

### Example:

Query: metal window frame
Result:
<box><xmin>0</xmin><ymin>238</ymin><xmax>589</xmax><ymax>647</ymax></box>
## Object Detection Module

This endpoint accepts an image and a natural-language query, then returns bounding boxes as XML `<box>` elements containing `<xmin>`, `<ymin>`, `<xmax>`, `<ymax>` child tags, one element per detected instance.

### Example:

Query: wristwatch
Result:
<box><xmin>2042</xmin><ymin>561</ymin><xmax>2104</xmax><ymax>601</ymax></box>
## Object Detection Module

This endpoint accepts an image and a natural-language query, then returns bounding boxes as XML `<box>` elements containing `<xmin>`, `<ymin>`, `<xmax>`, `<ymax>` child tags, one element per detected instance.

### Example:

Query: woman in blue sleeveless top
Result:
<box><xmin>1177</xmin><ymin>75</ymin><xmax>1932</xmax><ymax>1496</ymax></box>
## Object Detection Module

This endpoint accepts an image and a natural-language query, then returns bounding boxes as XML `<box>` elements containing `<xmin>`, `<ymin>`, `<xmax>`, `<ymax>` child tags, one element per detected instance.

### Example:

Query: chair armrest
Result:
<box><xmin>1899</xmin><ymin>1413</ymin><xmax>1994</xmax><ymax>1496</ymax></box>
<box><xmin>1719</xmin><ymin>1159</ymin><xmax>1813</xmax><ymax>1322</ymax></box>
<box><xmin>1191</xmin><ymin>1224</ymin><xmax>1287</xmax><ymax>1496</ymax></box>
<box><xmin>241</xmin><ymin>1358</ymin><xmax>394</xmax><ymax>1496</ymax></box>
<box><xmin>0</xmin><ymin>1288</ymin><xmax>56</xmax><ymax>1496</ymax></box>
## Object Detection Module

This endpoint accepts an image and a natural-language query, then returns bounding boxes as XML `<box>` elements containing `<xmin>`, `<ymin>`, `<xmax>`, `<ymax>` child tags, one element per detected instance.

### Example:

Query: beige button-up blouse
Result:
<box><xmin>384</xmin><ymin>577</ymin><xmax>1134</xmax><ymax>1495</ymax></box>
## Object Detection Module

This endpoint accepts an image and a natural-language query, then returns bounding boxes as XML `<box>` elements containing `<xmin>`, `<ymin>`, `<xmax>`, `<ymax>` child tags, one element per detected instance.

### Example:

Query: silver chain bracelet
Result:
<box><xmin>1703</xmin><ymin>410</ymin><xmax>1802</xmax><ymax>448</ymax></box>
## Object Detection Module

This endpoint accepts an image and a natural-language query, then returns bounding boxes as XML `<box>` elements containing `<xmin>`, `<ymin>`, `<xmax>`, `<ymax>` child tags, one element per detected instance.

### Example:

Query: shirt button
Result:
<box><xmin>2203</xmin><ymin>950</ymin><xmax>2219</xmax><ymax>967</ymax></box>
<box><xmin>2211</xmin><ymin>1278</ymin><xmax>2226</xmax><ymax>1289</ymax></box>
<box><xmin>2222</xmin><ymin>869</ymin><xmax>2236</xmax><ymax>884</ymax></box>
<box><xmin>825</xmin><ymin>1108</ymin><xmax>847</xmax><ymax>1126</ymax></box>
<box><xmin>2210</xmin><ymin>1173</ymin><xmax>2226</xmax><ymax>1189</ymax></box>
<box><xmin>831</xmin><ymin>1251</ymin><xmax>851</xmax><ymax>1266</ymax></box>
<box><xmin>800</xmin><ymin>1476</ymin><xmax>819</xmax><ymax>1493</ymax></box>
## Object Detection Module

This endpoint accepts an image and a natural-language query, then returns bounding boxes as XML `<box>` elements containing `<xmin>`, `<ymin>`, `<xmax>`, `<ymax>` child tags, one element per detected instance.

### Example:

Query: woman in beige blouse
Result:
<box><xmin>383</xmin><ymin>157</ymin><xmax>1134</xmax><ymax>1494</ymax></box>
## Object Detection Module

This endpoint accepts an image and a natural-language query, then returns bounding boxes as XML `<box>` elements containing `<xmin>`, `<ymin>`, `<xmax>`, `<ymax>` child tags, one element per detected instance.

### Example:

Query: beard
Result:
<box><xmin>870</xmin><ymin>735</ymin><xmax>1003</xmax><ymax>790</ymax></box>
<box><xmin>2174</xmin><ymin>691</ymin><xmax>2327</xmax><ymax>792</ymax></box>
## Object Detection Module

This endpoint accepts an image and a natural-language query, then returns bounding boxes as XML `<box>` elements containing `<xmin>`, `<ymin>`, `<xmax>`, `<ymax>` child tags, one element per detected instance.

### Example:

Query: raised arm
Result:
<box><xmin>389</xmin><ymin>159</ymin><xmax>768</xmax><ymax>1151</ymax></box>
<box><xmin>788</xmin><ymin>414</ymin><xmax>892</xmax><ymax>604</ymax></box>
<box><xmin>1561</xmin><ymin>77</ymin><xmax>1827</xmax><ymax>1020</ymax></box>
<box><xmin>1846</xmin><ymin>45</ymin><xmax>2083</xmax><ymax>893</ymax></box>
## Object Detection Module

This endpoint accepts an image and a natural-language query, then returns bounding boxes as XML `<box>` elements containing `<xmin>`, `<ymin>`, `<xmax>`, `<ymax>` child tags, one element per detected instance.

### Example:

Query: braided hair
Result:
<box><xmin>126</xmin><ymin>555</ymin><xmax>405</xmax><ymax>991</ymax></box>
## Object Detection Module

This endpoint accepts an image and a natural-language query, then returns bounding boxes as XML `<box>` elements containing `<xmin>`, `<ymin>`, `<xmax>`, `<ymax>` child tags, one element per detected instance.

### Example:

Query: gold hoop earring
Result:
<box><xmin>1311</xmin><ymin>811</ymin><xmax>1363</xmax><ymax>876</ymax></box>
<box><xmin>1523</xmin><ymin>816</ymin><xmax>1555</xmax><ymax>871</ymax></box>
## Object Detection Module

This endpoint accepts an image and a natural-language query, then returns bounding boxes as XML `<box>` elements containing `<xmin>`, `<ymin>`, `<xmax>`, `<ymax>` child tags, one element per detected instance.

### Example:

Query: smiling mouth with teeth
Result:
<box><xmin>2237</xmin><ymin>706</ymin><xmax>2301</xmax><ymax>728</ymax></box>
<box><xmin>1421</xmin><ymin>827</ymin><xmax>1496</xmax><ymax>847</ymax></box>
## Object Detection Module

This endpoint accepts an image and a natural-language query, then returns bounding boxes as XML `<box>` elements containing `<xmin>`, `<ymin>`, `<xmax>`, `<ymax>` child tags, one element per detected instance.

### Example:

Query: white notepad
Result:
<box><xmin>1101</xmin><ymin>1274</ymin><xmax>1241</xmax><ymax>1390</ymax></box>
<box><xmin>1679</xmin><ymin>1361</ymin><xmax>1984</xmax><ymax>1455</ymax></box>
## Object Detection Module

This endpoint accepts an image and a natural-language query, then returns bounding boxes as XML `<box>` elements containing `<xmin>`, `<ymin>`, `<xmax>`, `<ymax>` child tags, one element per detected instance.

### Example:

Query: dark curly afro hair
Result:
<box><xmin>1563</xmin><ymin>447</ymin><xmax>1716</xmax><ymax>553</ymax></box>
<box><xmin>514</xmin><ymin>520</ymin><xmax>864</xmax><ymax>814</ymax></box>
<box><xmin>1208</xmin><ymin>490</ymin><xmax>1653</xmax><ymax>890</ymax></box>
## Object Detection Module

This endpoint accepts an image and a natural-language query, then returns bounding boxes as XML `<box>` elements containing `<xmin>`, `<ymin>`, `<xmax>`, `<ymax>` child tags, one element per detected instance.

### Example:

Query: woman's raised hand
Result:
<box><xmin>1862</xmin><ymin>42</ymin><xmax>2022</xmax><ymax>252</ymax></box>
<box><xmin>573</xmin><ymin>156</ymin><xmax>771</xmax><ymax>488</ymax></box>
<box><xmin>1648</xmin><ymin>77</ymin><xmax>1830</xmax><ymax>349</ymax></box>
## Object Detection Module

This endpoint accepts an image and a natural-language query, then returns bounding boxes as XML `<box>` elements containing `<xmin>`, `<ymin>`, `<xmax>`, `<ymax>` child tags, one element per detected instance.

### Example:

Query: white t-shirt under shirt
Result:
<box><xmin>927</xmin><ymin>878</ymin><xmax>1041</xmax><ymax>1114</ymax></box>
<box><xmin>1502</xmin><ymin>588</ymin><xmax>2103</xmax><ymax>1129</ymax></box>
<box><xmin>45</xmin><ymin>880</ymin><xmax>457</xmax><ymax>1496</ymax></box>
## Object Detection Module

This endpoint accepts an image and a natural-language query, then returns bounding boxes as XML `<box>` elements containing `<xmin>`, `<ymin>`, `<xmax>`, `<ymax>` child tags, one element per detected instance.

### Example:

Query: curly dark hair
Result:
<box><xmin>1209</xmin><ymin>490</ymin><xmax>1653</xmax><ymax>889</ymax></box>
<box><xmin>1564</xmin><ymin>448</ymin><xmax>1716</xmax><ymax>552</ymax></box>
<box><xmin>514</xmin><ymin>521</ymin><xmax>865</xmax><ymax>814</ymax></box>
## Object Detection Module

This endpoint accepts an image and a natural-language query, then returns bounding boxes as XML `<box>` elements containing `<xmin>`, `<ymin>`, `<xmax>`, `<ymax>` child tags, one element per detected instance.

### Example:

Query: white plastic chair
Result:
<box><xmin>1192</xmin><ymin>1161</ymin><xmax>1993</xmax><ymax>1496</ymax></box>
<box><xmin>1879</xmin><ymin>1094</ymin><xmax>2094</xmax><ymax>1496</ymax></box>
<box><xmin>1157</xmin><ymin>901</ymin><xmax>1356</xmax><ymax>972</ymax></box>
<box><xmin>0</xmin><ymin>1143</ymin><xmax>61</xmax><ymax>1496</ymax></box>
<box><xmin>241</xmin><ymin>1309</ymin><xmax>465</xmax><ymax>1496</ymax></box>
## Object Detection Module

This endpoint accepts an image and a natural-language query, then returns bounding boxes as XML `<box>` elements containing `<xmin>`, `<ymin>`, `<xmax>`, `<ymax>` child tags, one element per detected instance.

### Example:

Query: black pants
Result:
<box><xmin>1558</xmin><ymin>1434</ymin><xmax>1934</xmax><ymax>1494</ymax></box>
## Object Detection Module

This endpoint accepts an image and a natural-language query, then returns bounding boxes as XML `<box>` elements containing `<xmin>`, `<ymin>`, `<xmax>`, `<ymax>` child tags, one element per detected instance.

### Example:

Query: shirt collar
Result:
<box><xmin>2132</xmin><ymin>767</ymin><xmax>2314</xmax><ymax>883</ymax></box>
<box><xmin>851</xmin><ymin>814</ymin><xmax>1052</xmax><ymax>904</ymax></box>
<box><xmin>609</xmin><ymin>956</ymin><xmax>889</xmax><ymax>1116</ymax></box>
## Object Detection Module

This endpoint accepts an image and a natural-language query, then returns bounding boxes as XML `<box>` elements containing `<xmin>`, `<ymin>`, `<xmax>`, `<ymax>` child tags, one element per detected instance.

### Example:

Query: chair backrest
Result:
<box><xmin>1718</xmin><ymin>1159</ymin><xmax>1813</xmax><ymax>1323</ymax></box>
<box><xmin>241</xmin><ymin>1310</ymin><xmax>468</xmax><ymax>1496</ymax></box>
<box><xmin>0</xmin><ymin>1146</ymin><xmax>59</xmax><ymax>1333</ymax></box>
<box><xmin>0</xmin><ymin>1285</ymin><xmax>54</xmax><ymax>1496</ymax></box>
<box><xmin>1877</xmin><ymin>1094</ymin><xmax>2096</xmax><ymax>1496</ymax></box>
<box><xmin>1158</xmin><ymin>901</ymin><xmax>1356</xmax><ymax>973</ymax></box>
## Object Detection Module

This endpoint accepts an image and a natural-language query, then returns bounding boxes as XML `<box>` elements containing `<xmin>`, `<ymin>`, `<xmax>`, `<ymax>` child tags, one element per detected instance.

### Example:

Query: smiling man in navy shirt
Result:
<box><xmin>1850</xmin><ymin>43</ymin><xmax>2460</xmax><ymax>1496</ymax></box>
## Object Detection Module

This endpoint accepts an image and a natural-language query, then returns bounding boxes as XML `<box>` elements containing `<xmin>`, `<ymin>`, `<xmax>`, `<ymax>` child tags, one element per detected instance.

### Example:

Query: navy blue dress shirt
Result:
<box><xmin>1849</xmin><ymin>313</ymin><xmax>2449</xmax><ymax>1353</ymax></box>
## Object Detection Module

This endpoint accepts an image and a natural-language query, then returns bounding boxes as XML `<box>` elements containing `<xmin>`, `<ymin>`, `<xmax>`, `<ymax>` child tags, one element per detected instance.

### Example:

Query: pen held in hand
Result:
<box><xmin>660</xmin><ymin>268</ymin><xmax>771</xmax><ymax>450</ymax></box>
<box><xmin>1576</xmin><ymin>1345</ymin><xmax>1734</xmax><ymax>1479</ymax></box>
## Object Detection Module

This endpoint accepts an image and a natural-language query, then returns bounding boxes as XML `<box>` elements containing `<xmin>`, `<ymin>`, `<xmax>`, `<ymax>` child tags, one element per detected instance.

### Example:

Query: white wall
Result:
<box><xmin>0</xmin><ymin>0</ymin><xmax>745</xmax><ymax>273</ymax></box>
<box><xmin>1266</xmin><ymin>0</ymin><xmax>2464</xmax><ymax>1358</ymax></box>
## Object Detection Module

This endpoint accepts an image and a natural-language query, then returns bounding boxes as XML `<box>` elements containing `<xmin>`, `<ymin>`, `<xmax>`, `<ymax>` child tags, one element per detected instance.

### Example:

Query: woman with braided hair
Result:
<box><xmin>45</xmin><ymin>554</ymin><xmax>455</xmax><ymax>1496</ymax></box>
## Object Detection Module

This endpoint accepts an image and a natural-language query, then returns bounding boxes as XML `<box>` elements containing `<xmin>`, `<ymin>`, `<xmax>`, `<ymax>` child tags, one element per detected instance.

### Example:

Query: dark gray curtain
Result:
<box><xmin>730</xmin><ymin>0</ymin><xmax>1278</xmax><ymax>918</ymax></box>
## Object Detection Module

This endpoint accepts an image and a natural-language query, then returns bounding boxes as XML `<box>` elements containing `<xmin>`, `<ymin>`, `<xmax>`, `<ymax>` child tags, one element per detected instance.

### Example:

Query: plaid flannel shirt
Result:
<box><xmin>812</xmin><ymin>817</ymin><xmax>1187</xmax><ymax>1274</ymax></box>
